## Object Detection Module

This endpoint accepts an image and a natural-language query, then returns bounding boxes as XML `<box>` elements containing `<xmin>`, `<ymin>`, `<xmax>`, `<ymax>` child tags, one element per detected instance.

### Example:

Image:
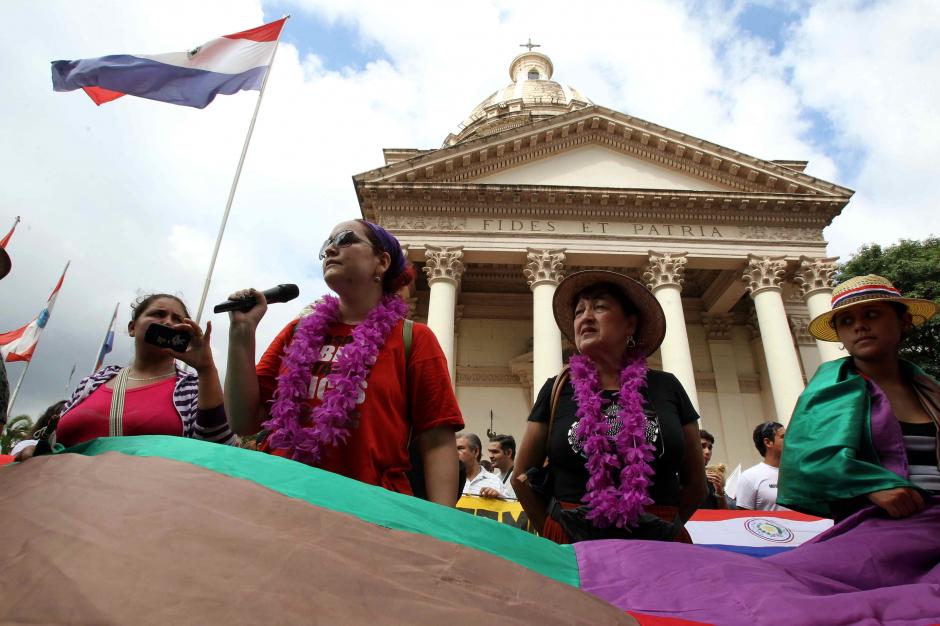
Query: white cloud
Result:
<box><xmin>2</xmin><ymin>0</ymin><xmax>938</xmax><ymax>417</ymax></box>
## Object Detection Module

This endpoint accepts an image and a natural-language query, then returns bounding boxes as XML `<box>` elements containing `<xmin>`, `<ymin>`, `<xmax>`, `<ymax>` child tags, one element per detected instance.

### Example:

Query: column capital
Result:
<box><xmin>794</xmin><ymin>256</ymin><xmax>839</xmax><ymax>298</ymax></box>
<box><xmin>424</xmin><ymin>245</ymin><xmax>465</xmax><ymax>286</ymax></box>
<box><xmin>701</xmin><ymin>312</ymin><xmax>733</xmax><ymax>341</ymax></box>
<box><xmin>742</xmin><ymin>255</ymin><xmax>787</xmax><ymax>296</ymax></box>
<box><xmin>788</xmin><ymin>315</ymin><xmax>815</xmax><ymax>346</ymax></box>
<box><xmin>644</xmin><ymin>250</ymin><xmax>688</xmax><ymax>292</ymax></box>
<box><xmin>524</xmin><ymin>248</ymin><xmax>566</xmax><ymax>289</ymax></box>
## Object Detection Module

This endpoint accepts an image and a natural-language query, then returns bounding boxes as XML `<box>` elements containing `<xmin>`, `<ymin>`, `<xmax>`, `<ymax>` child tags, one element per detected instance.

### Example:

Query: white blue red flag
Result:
<box><xmin>0</xmin><ymin>263</ymin><xmax>69</xmax><ymax>363</ymax></box>
<box><xmin>93</xmin><ymin>301</ymin><xmax>120</xmax><ymax>372</ymax></box>
<box><xmin>51</xmin><ymin>18</ymin><xmax>287</xmax><ymax>108</ymax></box>
<box><xmin>686</xmin><ymin>509</ymin><xmax>833</xmax><ymax>557</ymax></box>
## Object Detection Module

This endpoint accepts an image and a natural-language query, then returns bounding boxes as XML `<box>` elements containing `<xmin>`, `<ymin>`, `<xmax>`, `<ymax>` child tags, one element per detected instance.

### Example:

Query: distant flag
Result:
<box><xmin>0</xmin><ymin>262</ymin><xmax>69</xmax><ymax>363</ymax></box>
<box><xmin>51</xmin><ymin>18</ymin><xmax>288</xmax><ymax>109</ymax></box>
<box><xmin>93</xmin><ymin>301</ymin><xmax>120</xmax><ymax>373</ymax></box>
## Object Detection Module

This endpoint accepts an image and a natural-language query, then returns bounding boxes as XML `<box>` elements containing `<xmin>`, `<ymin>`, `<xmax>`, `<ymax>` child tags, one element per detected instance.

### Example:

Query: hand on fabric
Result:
<box><xmin>14</xmin><ymin>445</ymin><xmax>36</xmax><ymax>462</ymax></box>
<box><xmin>867</xmin><ymin>487</ymin><xmax>925</xmax><ymax>518</ymax></box>
<box><xmin>479</xmin><ymin>487</ymin><xmax>502</xmax><ymax>499</ymax></box>
<box><xmin>227</xmin><ymin>288</ymin><xmax>267</xmax><ymax>330</ymax></box>
<box><xmin>170</xmin><ymin>319</ymin><xmax>216</xmax><ymax>374</ymax></box>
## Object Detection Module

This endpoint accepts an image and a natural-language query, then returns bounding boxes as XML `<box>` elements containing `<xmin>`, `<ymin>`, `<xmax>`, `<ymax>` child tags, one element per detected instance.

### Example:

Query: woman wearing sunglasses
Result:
<box><xmin>225</xmin><ymin>220</ymin><xmax>464</xmax><ymax>506</ymax></box>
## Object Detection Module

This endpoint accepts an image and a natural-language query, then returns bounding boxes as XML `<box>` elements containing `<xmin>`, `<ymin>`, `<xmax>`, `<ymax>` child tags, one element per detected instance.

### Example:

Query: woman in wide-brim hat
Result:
<box><xmin>511</xmin><ymin>270</ymin><xmax>707</xmax><ymax>544</ymax></box>
<box><xmin>779</xmin><ymin>274</ymin><xmax>940</xmax><ymax>520</ymax></box>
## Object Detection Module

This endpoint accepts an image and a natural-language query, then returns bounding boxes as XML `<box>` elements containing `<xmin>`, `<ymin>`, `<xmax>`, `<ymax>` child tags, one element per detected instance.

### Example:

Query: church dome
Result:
<box><xmin>443</xmin><ymin>50</ymin><xmax>591</xmax><ymax>147</ymax></box>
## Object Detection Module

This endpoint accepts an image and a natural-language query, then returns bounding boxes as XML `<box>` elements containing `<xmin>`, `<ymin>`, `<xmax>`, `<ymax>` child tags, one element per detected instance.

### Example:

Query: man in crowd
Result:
<box><xmin>481</xmin><ymin>434</ymin><xmax>516</xmax><ymax>499</ymax></box>
<box><xmin>737</xmin><ymin>421</ymin><xmax>788</xmax><ymax>511</ymax></box>
<box><xmin>456</xmin><ymin>433</ymin><xmax>503</xmax><ymax>496</ymax></box>
<box><xmin>699</xmin><ymin>429</ymin><xmax>727</xmax><ymax>509</ymax></box>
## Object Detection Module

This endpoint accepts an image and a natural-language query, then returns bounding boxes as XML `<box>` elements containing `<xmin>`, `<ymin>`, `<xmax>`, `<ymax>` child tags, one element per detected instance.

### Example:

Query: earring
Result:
<box><xmin>838</xmin><ymin>343</ymin><xmax>845</xmax><ymax>351</ymax></box>
<box><xmin>373</xmin><ymin>275</ymin><xmax>382</xmax><ymax>283</ymax></box>
<box><xmin>626</xmin><ymin>336</ymin><xmax>636</xmax><ymax>348</ymax></box>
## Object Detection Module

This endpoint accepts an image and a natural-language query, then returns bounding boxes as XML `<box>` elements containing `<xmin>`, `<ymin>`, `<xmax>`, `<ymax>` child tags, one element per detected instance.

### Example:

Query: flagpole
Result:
<box><xmin>64</xmin><ymin>363</ymin><xmax>77</xmax><ymax>399</ymax></box>
<box><xmin>194</xmin><ymin>15</ymin><xmax>291</xmax><ymax>324</ymax></box>
<box><xmin>91</xmin><ymin>301</ymin><xmax>120</xmax><ymax>375</ymax></box>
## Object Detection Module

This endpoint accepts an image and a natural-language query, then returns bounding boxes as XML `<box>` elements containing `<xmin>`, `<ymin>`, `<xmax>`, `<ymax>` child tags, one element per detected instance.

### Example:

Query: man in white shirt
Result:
<box><xmin>481</xmin><ymin>434</ymin><xmax>516</xmax><ymax>499</ymax></box>
<box><xmin>457</xmin><ymin>433</ymin><xmax>503</xmax><ymax>496</ymax></box>
<box><xmin>737</xmin><ymin>421</ymin><xmax>789</xmax><ymax>511</ymax></box>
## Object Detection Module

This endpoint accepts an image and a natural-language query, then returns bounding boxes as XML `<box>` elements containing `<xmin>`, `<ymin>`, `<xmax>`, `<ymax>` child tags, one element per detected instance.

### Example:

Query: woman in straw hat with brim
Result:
<box><xmin>778</xmin><ymin>274</ymin><xmax>940</xmax><ymax>520</ymax></box>
<box><xmin>511</xmin><ymin>270</ymin><xmax>707</xmax><ymax>544</ymax></box>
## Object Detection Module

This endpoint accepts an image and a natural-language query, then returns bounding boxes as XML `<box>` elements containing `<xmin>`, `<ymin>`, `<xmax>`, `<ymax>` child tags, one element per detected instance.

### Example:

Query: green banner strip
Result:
<box><xmin>68</xmin><ymin>436</ymin><xmax>580</xmax><ymax>586</ymax></box>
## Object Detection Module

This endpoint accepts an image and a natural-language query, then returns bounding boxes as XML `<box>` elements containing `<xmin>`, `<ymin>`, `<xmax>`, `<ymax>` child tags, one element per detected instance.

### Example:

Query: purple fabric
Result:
<box><xmin>867</xmin><ymin>380</ymin><xmax>910</xmax><ymax>479</ymax></box>
<box><xmin>575</xmin><ymin>498</ymin><xmax>940</xmax><ymax>626</ymax></box>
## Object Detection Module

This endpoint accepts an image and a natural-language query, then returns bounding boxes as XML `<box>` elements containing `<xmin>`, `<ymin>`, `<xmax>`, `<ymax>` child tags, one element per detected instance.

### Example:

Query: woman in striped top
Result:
<box><xmin>779</xmin><ymin>275</ymin><xmax>939</xmax><ymax>520</ymax></box>
<box><xmin>15</xmin><ymin>294</ymin><xmax>234</xmax><ymax>460</ymax></box>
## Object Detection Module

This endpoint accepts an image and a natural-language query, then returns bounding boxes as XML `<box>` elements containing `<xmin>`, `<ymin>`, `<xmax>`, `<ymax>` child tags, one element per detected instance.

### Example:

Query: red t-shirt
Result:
<box><xmin>56</xmin><ymin>377</ymin><xmax>183</xmax><ymax>447</ymax></box>
<box><xmin>257</xmin><ymin>318</ymin><xmax>464</xmax><ymax>494</ymax></box>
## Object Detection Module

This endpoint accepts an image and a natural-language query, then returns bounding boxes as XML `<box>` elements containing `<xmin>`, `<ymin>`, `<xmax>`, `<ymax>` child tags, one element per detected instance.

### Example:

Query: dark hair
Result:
<box><xmin>33</xmin><ymin>400</ymin><xmax>67</xmax><ymax>437</ymax></box>
<box><xmin>458</xmin><ymin>432</ymin><xmax>483</xmax><ymax>461</ymax></box>
<box><xmin>699</xmin><ymin>429</ymin><xmax>715</xmax><ymax>445</ymax></box>
<box><xmin>489</xmin><ymin>434</ymin><xmax>516</xmax><ymax>458</ymax></box>
<box><xmin>571</xmin><ymin>282</ymin><xmax>638</xmax><ymax>318</ymax></box>
<box><xmin>131</xmin><ymin>293</ymin><xmax>189</xmax><ymax>322</ymax></box>
<box><xmin>356</xmin><ymin>219</ymin><xmax>416</xmax><ymax>294</ymax></box>
<box><xmin>753</xmin><ymin>421</ymin><xmax>784</xmax><ymax>456</ymax></box>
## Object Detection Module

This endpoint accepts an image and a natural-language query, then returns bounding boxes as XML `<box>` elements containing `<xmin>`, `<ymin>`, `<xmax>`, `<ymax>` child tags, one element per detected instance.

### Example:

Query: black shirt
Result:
<box><xmin>528</xmin><ymin>369</ymin><xmax>699</xmax><ymax>507</ymax></box>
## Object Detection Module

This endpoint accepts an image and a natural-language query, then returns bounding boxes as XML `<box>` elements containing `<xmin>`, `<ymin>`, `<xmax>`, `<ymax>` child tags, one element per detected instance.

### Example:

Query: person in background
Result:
<box><xmin>481</xmin><ymin>434</ymin><xmax>516</xmax><ymax>499</ymax></box>
<box><xmin>512</xmin><ymin>270</ymin><xmax>706</xmax><ymax>544</ymax></box>
<box><xmin>225</xmin><ymin>220</ymin><xmax>463</xmax><ymax>506</ymax></box>
<box><xmin>736</xmin><ymin>422</ymin><xmax>787</xmax><ymax>511</ymax></box>
<box><xmin>699</xmin><ymin>429</ymin><xmax>727</xmax><ymax>509</ymax></box>
<box><xmin>779</xmin><ymin>274</ymin><xmax>939</xmax><ymax>519</ymax></box>
<box><xmin>10</xmin><ymin>400</ymin><xmax>66</xmax><ymax>457</ymax></box>
<box><xmin>15</xmin><ymin>294</ymin><xmax>233</xmax><ymax>461</ymax></box>
<box><xmin>458</xmin><ymin>433</ymin><xmax>503</xmax><ymax>496</ymax></box>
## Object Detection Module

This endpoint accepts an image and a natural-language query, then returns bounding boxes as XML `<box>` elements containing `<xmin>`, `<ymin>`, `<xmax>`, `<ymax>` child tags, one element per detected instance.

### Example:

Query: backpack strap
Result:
<box><xmin>546</xmin><ymin>365</ymin><xmax>570</xmax><ymax>457</ymax></box>
<box><xmin>403</xmin><ymin>318</ymin><xmax>414</xmax><ymax>364</ymax></box>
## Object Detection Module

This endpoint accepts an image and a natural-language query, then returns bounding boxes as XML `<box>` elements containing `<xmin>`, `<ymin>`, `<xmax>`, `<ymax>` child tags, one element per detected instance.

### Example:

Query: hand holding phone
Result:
<box><xmin>144</xmin><ymin>323</ymin><xmax>192</xmax><ymax>353</ymax></box>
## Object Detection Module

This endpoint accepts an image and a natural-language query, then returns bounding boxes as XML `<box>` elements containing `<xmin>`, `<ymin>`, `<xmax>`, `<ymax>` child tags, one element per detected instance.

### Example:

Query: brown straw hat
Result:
<box><xmin>553</xmin><ymin>270</ymin><xmax>666</xmax><ymax>357</ymax></box>
<box><xmin>809</xmin><ymin>274</ymin><xmax>938</xmax><ymax>342</ymax></box>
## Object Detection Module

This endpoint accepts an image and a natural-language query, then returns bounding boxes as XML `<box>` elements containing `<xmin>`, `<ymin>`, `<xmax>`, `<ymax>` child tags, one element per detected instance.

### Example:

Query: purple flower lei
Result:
<box><xmin>263</xmin><ymin>294</ymin><xmax>407</xmax><ymax>464</ymax></box>
<box><xmin>569</xmin><ymin>353</ymin><xmax>654</xmax><ymax>528</ymax></box>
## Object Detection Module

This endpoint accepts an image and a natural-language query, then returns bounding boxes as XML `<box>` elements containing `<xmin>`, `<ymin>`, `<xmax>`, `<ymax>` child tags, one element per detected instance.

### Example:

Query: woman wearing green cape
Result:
<box><xmin>778</xmin><ymin>274</ymin><xmax>940</xmax><ymax>519</ymax></box>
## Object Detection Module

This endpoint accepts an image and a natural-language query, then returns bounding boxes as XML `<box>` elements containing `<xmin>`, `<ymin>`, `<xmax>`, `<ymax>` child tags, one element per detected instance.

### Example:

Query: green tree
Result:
<box><xmin>1</xmin><ymin>414</ymin><xmax>34</xmax><ymax>455</ymax></box>
<box><xmin>838</xmin><ymin>237</ymin><xmax>940</xmax><ymax>378</ymax></box>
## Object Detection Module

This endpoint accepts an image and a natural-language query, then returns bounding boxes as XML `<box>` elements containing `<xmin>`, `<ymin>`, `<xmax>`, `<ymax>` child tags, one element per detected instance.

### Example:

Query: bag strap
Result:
<box><xmin>403</xmin><ymin>318</ymin><xmax>414</xmax><ymax>363</ymax></box>
<box><xmin>108</xmin><ymin>368</ymin><xmax>130</xmax><ymax>437</ymax></box>
<box><xmin>545</xmin><ymin>365</ymin><xmax>570</xmax><ymax>457</ymax></box>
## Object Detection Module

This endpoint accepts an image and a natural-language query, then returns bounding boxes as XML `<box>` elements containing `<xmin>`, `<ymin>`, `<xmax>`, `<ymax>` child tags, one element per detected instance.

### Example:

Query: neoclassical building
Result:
<box><xmin>353</xmin><ymin>50</ymin><xmax>851</xmax><ymax>469</ymax></box>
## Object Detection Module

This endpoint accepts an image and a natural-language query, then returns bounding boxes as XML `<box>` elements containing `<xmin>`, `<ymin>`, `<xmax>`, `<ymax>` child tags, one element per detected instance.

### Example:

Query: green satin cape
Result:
<box><xmin>777</xmin><ymin>357</ymin><xmax>924</xmax><ymax>517</ymax></box>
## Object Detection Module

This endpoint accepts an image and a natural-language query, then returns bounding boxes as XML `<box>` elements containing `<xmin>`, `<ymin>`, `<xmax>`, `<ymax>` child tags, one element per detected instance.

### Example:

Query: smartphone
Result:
<box><xmin>144</xmin><ymin>323</ymin><xmax>192</xmax><ymax>353</ymax></box>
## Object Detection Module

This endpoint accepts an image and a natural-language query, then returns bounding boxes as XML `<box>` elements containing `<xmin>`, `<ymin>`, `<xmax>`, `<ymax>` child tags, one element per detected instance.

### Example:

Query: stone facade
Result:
<box><xmin>354</xmin><ymin>51</ymin><xmax>853</xmax><ymax>470</ymax></box>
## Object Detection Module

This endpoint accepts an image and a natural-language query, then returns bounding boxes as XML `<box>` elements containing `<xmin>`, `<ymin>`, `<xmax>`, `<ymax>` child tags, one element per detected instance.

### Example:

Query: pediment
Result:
<box><xmin>354</xmin><ymin>105</ymin><xmax>853</xmax><ymax>199</ymax></box>
<box><xmin>471</xmin><ymin>144</ymin><xmax>730</xmax><ymax>191</ymax></box>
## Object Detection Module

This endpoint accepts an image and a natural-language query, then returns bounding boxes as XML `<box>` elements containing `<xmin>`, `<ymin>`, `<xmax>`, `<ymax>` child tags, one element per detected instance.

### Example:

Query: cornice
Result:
<box><xmin>358</xmin><ymin>182</ymin><xmax>847</xmax><ymax>227</ymax></box>
<box><xmin>353</xmin><ymin>105</ymin><xmax>854</xmax><ymax>200</ymax></box>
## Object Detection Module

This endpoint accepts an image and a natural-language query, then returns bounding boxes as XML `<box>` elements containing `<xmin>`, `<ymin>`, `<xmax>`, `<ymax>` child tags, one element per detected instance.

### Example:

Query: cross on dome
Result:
<box><xmin>519</xmin><ymin>38</ymin><xmax>541</xmax><ymax>52</ymax></box>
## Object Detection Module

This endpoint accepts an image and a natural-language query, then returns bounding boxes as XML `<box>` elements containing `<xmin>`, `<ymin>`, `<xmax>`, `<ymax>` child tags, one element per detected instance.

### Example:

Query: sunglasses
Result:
<box><xmin>318</xmin><ymin>230</ymin><xmax>375</xmax><ymax>260</ymax></box>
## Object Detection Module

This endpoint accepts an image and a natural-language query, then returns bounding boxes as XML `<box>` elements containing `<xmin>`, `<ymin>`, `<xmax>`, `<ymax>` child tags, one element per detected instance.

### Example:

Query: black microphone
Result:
<box><xmin>214</xmin><ymin>284</ymin><xmax>300</xmax><ymax>314</ymax></box>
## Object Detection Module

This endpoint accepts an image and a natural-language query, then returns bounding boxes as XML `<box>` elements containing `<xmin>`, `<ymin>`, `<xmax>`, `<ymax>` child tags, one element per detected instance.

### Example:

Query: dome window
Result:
<box><xmin>527</xmin><ymin>68</ymin><xmax>540</xmax><ymax>80</ymax></box>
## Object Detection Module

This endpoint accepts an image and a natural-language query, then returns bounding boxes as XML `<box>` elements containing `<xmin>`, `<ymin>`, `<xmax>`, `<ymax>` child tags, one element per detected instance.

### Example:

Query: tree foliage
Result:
<box><xmin>838</xmin><ymin>237</ymin><xmax>940</xmax><ymax>378</ymax></box>
<box><xmin>1</xmin><ymin>414</ymin><xmax>35</xmax><ymax>455</ymax></box>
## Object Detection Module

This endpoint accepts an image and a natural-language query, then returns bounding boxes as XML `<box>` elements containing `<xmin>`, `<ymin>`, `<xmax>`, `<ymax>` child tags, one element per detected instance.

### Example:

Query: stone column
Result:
<box><xmin>424</xmin><ymin>246</ymin><xmax>465</xmax><ymax>384</ymax></box>
<box><xmin>794</xmin><ymin>256</ymin><xmax>846</xmax><ymax>362</ymax></box>
<box><xmin>701</xmin><ymin>313</ymin><xmax>751</xmax><ymax>461</ymax></box>
<box><xmin>644</xmin><ymin>251</ymin><xmax>699</xmax><ymax>410</ymax></box>
<box><xmin>742</xmin><ymin>256</ymin><xmax>805</xmax><ymax>424</ymax></box>
<box><xmin>524</xmin><ymin>248</ymin><xmax>566</xmax><ymax>401</ymax></box>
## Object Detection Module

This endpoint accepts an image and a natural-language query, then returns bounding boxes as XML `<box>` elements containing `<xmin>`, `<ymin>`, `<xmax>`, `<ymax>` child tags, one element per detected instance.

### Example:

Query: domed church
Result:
<box><xmin>353</xmin><ymin>48</ymin><xmax>853</xmax><ymax>469</ymax></box>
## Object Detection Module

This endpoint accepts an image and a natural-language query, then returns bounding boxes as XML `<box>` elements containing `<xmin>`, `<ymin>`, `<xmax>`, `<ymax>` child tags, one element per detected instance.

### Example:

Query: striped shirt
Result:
<box><xmin>60</xmin><ymin>365</ymin><xmax>235</xmax><ymax>445</ymax></box>
<box><xmin>901</xmin><ymin>420</ymin><xmax>940</xmax><ymax>493</ymax></box>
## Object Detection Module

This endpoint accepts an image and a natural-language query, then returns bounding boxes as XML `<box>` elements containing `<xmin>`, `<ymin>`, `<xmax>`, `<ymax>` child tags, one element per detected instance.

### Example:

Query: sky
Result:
<box><xmin>2</xmin><ymin>0</ymin><xmax>939</xmax><ymax>419</ymax></box>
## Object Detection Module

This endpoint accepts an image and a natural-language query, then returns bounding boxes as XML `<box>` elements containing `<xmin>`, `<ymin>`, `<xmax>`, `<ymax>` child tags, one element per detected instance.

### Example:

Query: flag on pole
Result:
<box><xmin>0</xmin><ymin>262</ymin><xmax>69</xmax><ymax>362</ymax></box>
<box><xmin>0</xmin><ymin>216</ymin><xmax>18</xmax><ymax>280</ymax></box>
<box><xmin>93</xmin><ymin>302</ymin><xmax>120</xmax><ymax>372</ymax></box>
<box><xmin>51</xmin><ymin>18</ymin><xmax>288</xmax><ymax>109</ymax></box>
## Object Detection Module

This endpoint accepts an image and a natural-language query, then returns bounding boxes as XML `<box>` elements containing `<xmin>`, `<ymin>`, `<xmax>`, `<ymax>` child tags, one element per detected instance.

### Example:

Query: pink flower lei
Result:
<box><xmin>568</xmin><ymin>353</ymin><xmax>654</xmax><ymax>528</ymax></box>
<box><xmin>264</xmin><ymin>293</ymin><xmax>407</xmax><ymax>464</ymax></box>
